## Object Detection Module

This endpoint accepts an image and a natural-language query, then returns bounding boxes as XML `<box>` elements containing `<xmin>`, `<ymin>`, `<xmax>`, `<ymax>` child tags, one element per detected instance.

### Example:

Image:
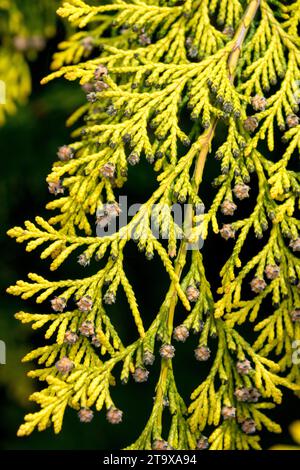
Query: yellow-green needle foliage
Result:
<box><xmin>7</xmin><ymin>0</ymin><xmax>300</xmax><ymax>450</ymax></box>
<box><xmin>0</xmin><ymin>0</ymin><xmax>60</xmax><ymax>124</ymax></box>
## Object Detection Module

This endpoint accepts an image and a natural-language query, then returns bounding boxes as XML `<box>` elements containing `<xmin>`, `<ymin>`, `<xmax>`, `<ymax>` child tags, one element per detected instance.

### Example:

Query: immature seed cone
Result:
<box><xmin>55</xmin><ymin>356</ymin><xmax>74</xmax><ymax>374</ymax></box>
<box><xmin>48</xmin><ymin>180</ymin><xmax>64</xmax><ymax>195</ymax></box>
<box><xmin>251</xmin><ymin>95</ymin><xmax>267</xmax><ymax>111</ymax></box>
<box><xmin>105</xmin><ymin>202</ymin><xmax>121</xmax><ymax>218</ymax></box>
<box><xmin>173</xmin><ymin>325</ymin><xmax>189</xmax><ymax>342</ymax></box>
<box><xmin>87</xmin><ymin>92</ymin><xmax>97</xmax><ymax>103</ymax></box>
<box><xmin>221</xmin><ymin>405</ymin><xmax>236</xmax><ymax>420</ymax></box>
<box><xmin>57</xmin><ymin>145</ymin><xmax>74</xmax><ymax>161</ymax></box>
<box><xmin>77</xmin><ymin>253</ymin><xmax>90</xmax><ymax>267</ymax></box>
<box><xmin>143</xmin><ymin>350</ymin><xmax>155</xmax><ymax>366</ymax></box>
<box><xmin>77</xmin><ymin>296</ymin><xmax>93</xmax><ymax>312</ymax></box>
<box><xmin>128</xmin><ymin>152</ymin><xmax>140</xmax><ymax>165</ymax></box>
<box><xmin>104</xmin><ymin>291</ymin><xmax>116</xmax><ymax>305</ymax></box>
<box><xmin>248</xmin><ymin>387</ymin><xmax>261</xmax><ymax>403</ymax></box>
<box><xmin>188</xmin><ymin>46</ymin><xmax>198</xmax><ymax>59</ymax></box>
<box><xmin>221</xmin><ymin>199</ymin><xmax>237</xmax><ymax>216</ymax></box>
<box><xmin>234</xmin><ymin>388</ymin><xmax>251</xmax><ymax>402</ymax></box>
<box><xmin>64</xmin><ymin>330</ymin><xmax>78</xmax><ymax>345</ymax></box>
<box><xmin>82</xmin><ymin>82</ymin><xmax>94</xmax><ymax>94</ymax></box>
<box><xmin>290</xmin><ymin>309</ymin><xmax>300</xmax><ymax>322</ymax></box>
<box><xmin>241</xmin><ymin>419</ymin><xmax>256</xmax><ymax>434</ymax></box>
<box><xmin>250</xmin><ymin>277</ymin><xmax>267</xmax><ymax>293</ymax></box>
<box><xmin>223</xmin><ymin>101</ymin><xmax>233</xmax><ymax>113</ymax></box>
<box><xmin>289</xmin><ymin>238</ymin><xmax>300</xmax><ymax>252</ymax></box>
<box><xmin>233</xmin><ymin>183</ymin><xmax>250</xmax><ymax>200</ymax></box>
<box><xmin>95</xmin><ymin>80</ymin><xmax>109</xmax><ymax>92</ymax></box>
<box><xmin>236</xmin><ymin>359</ymin><xmax>252</xmax><ymax>375</ymax></box>
<box><xmin>243</xmin><ymin>116</ymin><xmax>258</xmax><ymax>132</ymax></box>
<box><xmin>196</xmin><ymin>435</ymin><xmax>209</xmax><ymax>450</ymax></box>
<box><xmin>159</xmin><ymin>344</ymin><xmax>175</xmax><ymax>359</ymax></box>
<box><xmin>264</xmin><ymin>264</ymin><xmax>280</xmax><ymax>280</ymax></box>
<box><xmin>79</xmin><ymin>320</ymin><xmax>95</xmax><ymax>337</ymax></box>
<box><xmin>139</xmin><ymin>33</ymin><xmax>151</xmax><ymax>46</ymax></box>
<box><xmin>13</xmin><ymin>36</ymin><xmax>29</xmax><ymax>51</ymax></box>
<box><xmin>220</xmin><ymin>224</ymin><xmax>235</xmax><ymax>240</ymax></box>
<box><xmin>106</xmin><ymin>407</ymin><xmax>123</xmax><ymax>424</ymax></box>
<box><xmin>194</xmin><ymin>346</ymin><xmax>211</xmax><ymax>361</ymax></box>
<box><xmin>106</xmin><ymin>105</ymin><xmax>116</xmax><ymax>116</ymax></box>
<box><xmin>91</xmin><ymin>335</ymin><xmax>101</xmax><ymax>347</ymax></box>
<box><xmin>133</xmin><ymin>367</ymin><xmax>149</xmax><ymax>383</ymax></box>
<box><xmin>234</xmin><ymin>387</ymin><xmax>260</xmax><ymax>403</ymax></box>
<box><xmin>94</xmin><ymin>64</ymin><xmax>108</xmax><ymax>80</ymax></box>
<box><xmin>78</xmin><ymin>408</ymin><xmax>94</xmax><ymax>423</ymax></box>
<box><xmin>186</xmin><ymin>285</ymin><xmax>199</xmax><ymax>302</ymax></box>
<box><xmin>51</xmin><ymin>296</ymin><xmax>67</xmax><ymax>312</ymax></box>
<box><xmin>152</xmin><ymin>440</ymin><xmax>171</xmax><ymax>450</ymax></box>
<box><xmin>286</xmin><ymin>113</ymin><xmax>299</xmax><ymax>128</ymax></box>
<box><xmin>100</xmin><ymin>162</ymin><xmax>115</xmax><ymax>178</ymax></box>
<box><xmin>81</xmin><ymin>36</ymin><xmax>94</xmax><ymax>51</ymax></box>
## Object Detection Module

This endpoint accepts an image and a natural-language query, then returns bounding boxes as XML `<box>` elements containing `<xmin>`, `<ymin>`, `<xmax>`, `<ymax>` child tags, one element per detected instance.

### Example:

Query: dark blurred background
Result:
<box><xmin>0</xmin><ymin>17</ymin><xmax>299</xmax><ymax>451</ymax></box>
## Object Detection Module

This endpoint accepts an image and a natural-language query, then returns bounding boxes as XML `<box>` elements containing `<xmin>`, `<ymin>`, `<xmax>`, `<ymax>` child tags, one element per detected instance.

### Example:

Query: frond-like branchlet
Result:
<box><xmin>7</xmin><ymin>0</ymin><xmax>300</xmax><ymax>449</ymax></box>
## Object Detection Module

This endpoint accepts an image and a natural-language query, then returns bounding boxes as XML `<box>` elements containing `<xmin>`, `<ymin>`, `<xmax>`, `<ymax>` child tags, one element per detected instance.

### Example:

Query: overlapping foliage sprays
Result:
<box><xmin>7</xmin><ymin>0</ymin><xmax>300</xmax><ymax>450</ymax></box>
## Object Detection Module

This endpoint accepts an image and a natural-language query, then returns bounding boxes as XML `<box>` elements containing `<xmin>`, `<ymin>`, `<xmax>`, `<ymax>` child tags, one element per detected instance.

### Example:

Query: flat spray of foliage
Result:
<box><xmin>7</xmin><ymin>0</ymin><xmax>300</xmax><ymax>450</ymax></box>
